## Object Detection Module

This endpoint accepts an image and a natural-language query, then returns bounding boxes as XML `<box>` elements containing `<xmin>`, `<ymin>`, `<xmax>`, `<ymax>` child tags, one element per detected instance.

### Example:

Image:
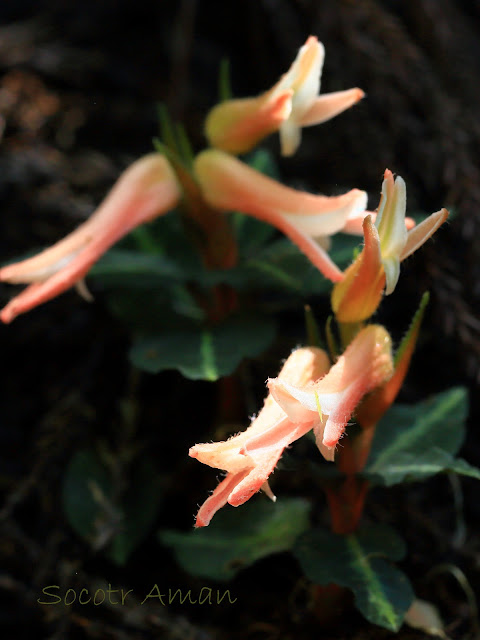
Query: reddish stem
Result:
<box><xmin>326</xmin><ymin>433</ymin><xmax>373</xmax><ymax>535</ymax></box>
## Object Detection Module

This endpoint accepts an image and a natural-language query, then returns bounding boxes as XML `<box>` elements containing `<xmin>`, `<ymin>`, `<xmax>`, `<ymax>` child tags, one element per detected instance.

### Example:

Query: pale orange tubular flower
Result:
<box><xmin>341</xmin><ymin>209</ymin><xmax>415</xmax><ymax>236</ymax></box>
<box><xmin>332</xmin><ymin>171</ymin><xmax>449</xmax><ymax>323</ymax></box>
<box><xmin>194</xmin><ymin>149</ymin><xmax>368</xmax><ymax>282</ymax></box>
<box><xmin>331</xmin><ymin>215</ymin><xmax>386</xmax><ymax>323</ymax></box>
<box><xmin>0</xmin><ymin>154</ymin><xmax>181</xmax><ymax>323</ymax></box>
<box><xmin>205</xmin><ymin>36</ymin><xmax>364</xmax><ymax>156</ymax></box>
<box><xmin>269</xmin><ymin>325</ymin><xmax>394</xmax><ymax>457</ymax></box>
<box><xmin>190</xmin><ymin>347</ymin><xmax>331</xmax><ymax>527</ymax></box>
<box><xmin>375</xmin><ymin>169</ymin><xmax>448</xmax><ymax>295</ymax></box>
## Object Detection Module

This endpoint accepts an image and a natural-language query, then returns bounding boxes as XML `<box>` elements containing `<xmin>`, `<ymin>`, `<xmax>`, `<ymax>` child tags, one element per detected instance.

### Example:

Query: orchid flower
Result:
<box><xmin>194</xmin><ymin>149</ymin><xmax>368</xmax><ymax>282</ymax></box>
<box><xmin>0</xmin><ymin>154</ymin><xmax>181</xmax><ymax>323</ymax></box>
<box><xmin>205</xmin><ymin>35</ymin><xmax>364</xmax><ymax>156</ymax></box>
<box><xmin>190</xmin><ymin>346</ymin><xmax>331</xmax><ymax>527</ymax></box>
<box><xmin>269</xmin><ymin>324</ymin><xmax>394</xmax><ymax>458</ymax></box>
<box><xmin>331</xmin><ymin>171</ymin><xmax>448</xmax><ymax>323</ymax></box>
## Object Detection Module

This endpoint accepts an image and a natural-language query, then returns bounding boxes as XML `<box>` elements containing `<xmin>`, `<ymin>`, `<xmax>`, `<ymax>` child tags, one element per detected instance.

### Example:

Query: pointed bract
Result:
<box><xmin>205</xmin><ymin>36</ymin><xmax>364</xmax><ymax>156</ymax></box>
<box><xmin>0</xmin><ymin>154</ymin><xmax>181</xmax><ymax>322</ymax></box>
<box><xmin>356</xmin><ymin>292</ymin><xmax>429</xmax><ymax>430</ymax></box>
<box><xmin>194</xmin><ymin>149</ymin><xmax>368</xmax><ymax>282</ymax></box>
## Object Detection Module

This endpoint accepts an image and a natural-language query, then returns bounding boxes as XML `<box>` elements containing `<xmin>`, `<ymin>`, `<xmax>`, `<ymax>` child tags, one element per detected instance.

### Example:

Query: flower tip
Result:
<box><xmin>302</xmin><ymin>35</ymin><xmax>323</xmax><ymax>57</ymax></box>
<box><xmin>322</xmin><ymin>435</ymin><xmax>339</xmax><ymax>449</ymax></box>
<box><xmin>188</xmin><ymin>446</ymin><xmax>200</xmax><ymax>459</ymax></box>
<box><xmin>405</xmin><ymin>216</ymin><xmax>415</xmax><ymax>230</ymax></box>
<box><xmin>0</xmin><ymin>306</ymin><xmax>14</xmax><ymax>324</ymax></box>
<box><xmin>363</xmin><ymin>212</ymin><xmax>374</xmax><ymax>227</ymax></box>
<box><xmin>194</xmin><ymin>516</ymin><xmax>207</xmax><ymax>528</ymax></box>
<box><xmin>354</xmin><ymin>88</ymin><xmax>366</xmax><ymax>102</ymax></box>
<box><xmin>383</xmin><ymin>168</ymin><xmax>394</xmax><ymax>182</ymax></box>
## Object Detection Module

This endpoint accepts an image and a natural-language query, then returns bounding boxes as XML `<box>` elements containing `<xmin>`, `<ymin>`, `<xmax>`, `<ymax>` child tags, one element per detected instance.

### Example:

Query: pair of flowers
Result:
<box><xmin>0</xmin><ymin>36</ymin><xmax>368</xmax><ymax>322</ymax></box>
<box><xmin>191</xmin><ymin>324</ymin><xmax>394</xmax><ymax>527</ymax></box>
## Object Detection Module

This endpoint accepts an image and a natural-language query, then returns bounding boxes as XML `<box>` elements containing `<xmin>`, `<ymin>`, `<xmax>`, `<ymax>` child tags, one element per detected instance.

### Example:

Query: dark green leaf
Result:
<box><xmin>240</xmin><ymin>233</ymin><xmax>360</xmax><ymax>296</ymax></box>
<box><xmin>232</xmin><ymin>212</ymin><xmax>277</xmax><ymax>257</ymax></box>
<box><xmin>218</xmin><ymin>58</ymin><xmax>232</xmax><ymax>102</ymax></box>
<box><xmin>90</xmin><ymin>249</ymin><xmax>187</xmax><ymax>286</ymax></box>
<box><xmin>105</xmin><ymin>289</ymin><xmax>205</xmax><ymax>334</ymax></box>
<box><xmin>175</xmin><ymin>122</ymin><xmax>195</xmax><ymax>168</ymax></box>
<box><xmin>328</xmin><ymin>232</ymin><xmax>362</xmax><ymax>268</ymax></box>
<box><xmin>304</xmin><ymin>304</ymin><xmax>323</xmax><ymax>348</ymax></box>
<box><xmin>365</xmin><ymin>447</ymin><xmax>480</xmax><ymax>487</ymax></box>
<box><xmin>62</xmin><ymin>449</ymin><xmax>112</xmax><ymax>543</ymax></box>
<box><xmin>245</xmin><ymin>148</ymin><xmax>280</xmax><ymax>179</ymax></box>
<box><xmin>157</xmin><ymin>104</ymin><xmax>179</xmax><ymax>155</ymax></box>
<box><xmin>160</xmin><ymin>498</ymin><xmax>310</xmax><ymax>581</ymax></box>
<box><xmin>63</xmin><ymin>450</ymin><xmax>164</xmax><ymax>565</ymax></box>
<box><xmin>294</xmin><ymin>524</ymin><xmax>414</xmax><ymax>631</ymax></box>
<box><xmin>108</xmin><ymin>457</ymin><xmax>164</xmax><ymax>565</ymax></box>
<box><xmin>129</xmin><ymin>312</ymin><xmax>276</xmax><ymax>380</ymax></box>
<box><xmin>364</xmin><ymin>388</ymin><xmax>468</xmax><ymax>486</ymax></box>
<box><xmin>244</xmin><ymin>239</ymin><xmax>329</xmax><ymax>294</ymax></box>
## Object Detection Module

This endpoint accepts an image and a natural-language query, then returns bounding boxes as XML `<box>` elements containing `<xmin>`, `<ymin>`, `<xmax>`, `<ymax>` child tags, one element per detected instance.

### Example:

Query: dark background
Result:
<box><xmin>1</xmin><ymin>1</ymin><xmax>479</xmax><ymax>638</ymax></box>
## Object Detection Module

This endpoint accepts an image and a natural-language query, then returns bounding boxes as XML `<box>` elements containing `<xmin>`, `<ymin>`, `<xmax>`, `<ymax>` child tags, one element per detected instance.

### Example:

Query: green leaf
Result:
<box><xmin>244</xmin><ymin>239</ymin><xmax>329</xmax><ymax>294</ymax></box>
<box><xmin>62</xmin><ymin>449</ymin><xmax>112</xmax><ymax>542</ymax></box>
<box><xmin>90</xmin><ymin>249</ymin><xmax>187</xmax><ymax>286</ymax></box>
<box><xmin>108</xmin><ymin>457</ymin><xmax>164</xmax><ymax>566</ymax></box>
<box><xmin>365</xmin><ymin>447</ymin><xmax>480</xmax><ymax>487</ymax></box>
<box><xmin>304</xmin><ymin>305</ymin><xmax>323</xmax><ymax>349</ymax></box>
<box><xmin>245</xmin><ymin>148</ymin><xmax>280</xmax><ymax>179</ymax></box>
<box><xmin>232</xmin><ymin>213</ymin><xmax>277</xmax><ymax>257</ymax></box>
<box><xmin>157</xmin><ymin>104</ymin><xmax>179</xmax><ymax>156</ymax></box>
<box><xmin>129</xmin><ymin>312</ymin><xmax>276</xmax><ymax>380</ymax></box>
<box><xmin>328</xmin><ymin>232</ymin><xmax>363</xmax><ymax>268</ymax></box>
<box><xmin>175</xmin><ymin>122</ymin><xmax>195</xmax><ymax>168</ymax></box>
<box><xmin>105</xmin><ymin>288</ymin><xmax>206</xmax><ymax>335</ymax></box>
<box><xmin>160</xmin><ymin>498</ymin><xmax>310</xmax><ymax>581</ymax></box>
<box><xmin>240</xmin><ymin>233</ymin><xmax>360</xmax><ymax>296</ymax></box>
<box><xmin>218</xmin><ymin>58</ymin><xmax>233</xmax><ymax>102</ymax></box>
<box><xmin>294</xmin><ymin>524</ymin><xmax>414</xmax><ymax>631</ymax></box>
<box><xmin>62</xmin><ymin>450</ymin><xmax>163</xmax><ymax>565</ymax></box>
<box><xmin>364</xmin><ymin>387</ymin><xmax>469</xmax><ymax>486</ymax></box>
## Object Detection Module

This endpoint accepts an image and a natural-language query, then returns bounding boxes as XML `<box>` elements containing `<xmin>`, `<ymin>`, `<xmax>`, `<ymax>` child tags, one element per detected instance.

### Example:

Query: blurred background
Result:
<box><xmin>1</xmin><ymin>1</ymin><xmax>480</xmax><ymax>638</ymax></box>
